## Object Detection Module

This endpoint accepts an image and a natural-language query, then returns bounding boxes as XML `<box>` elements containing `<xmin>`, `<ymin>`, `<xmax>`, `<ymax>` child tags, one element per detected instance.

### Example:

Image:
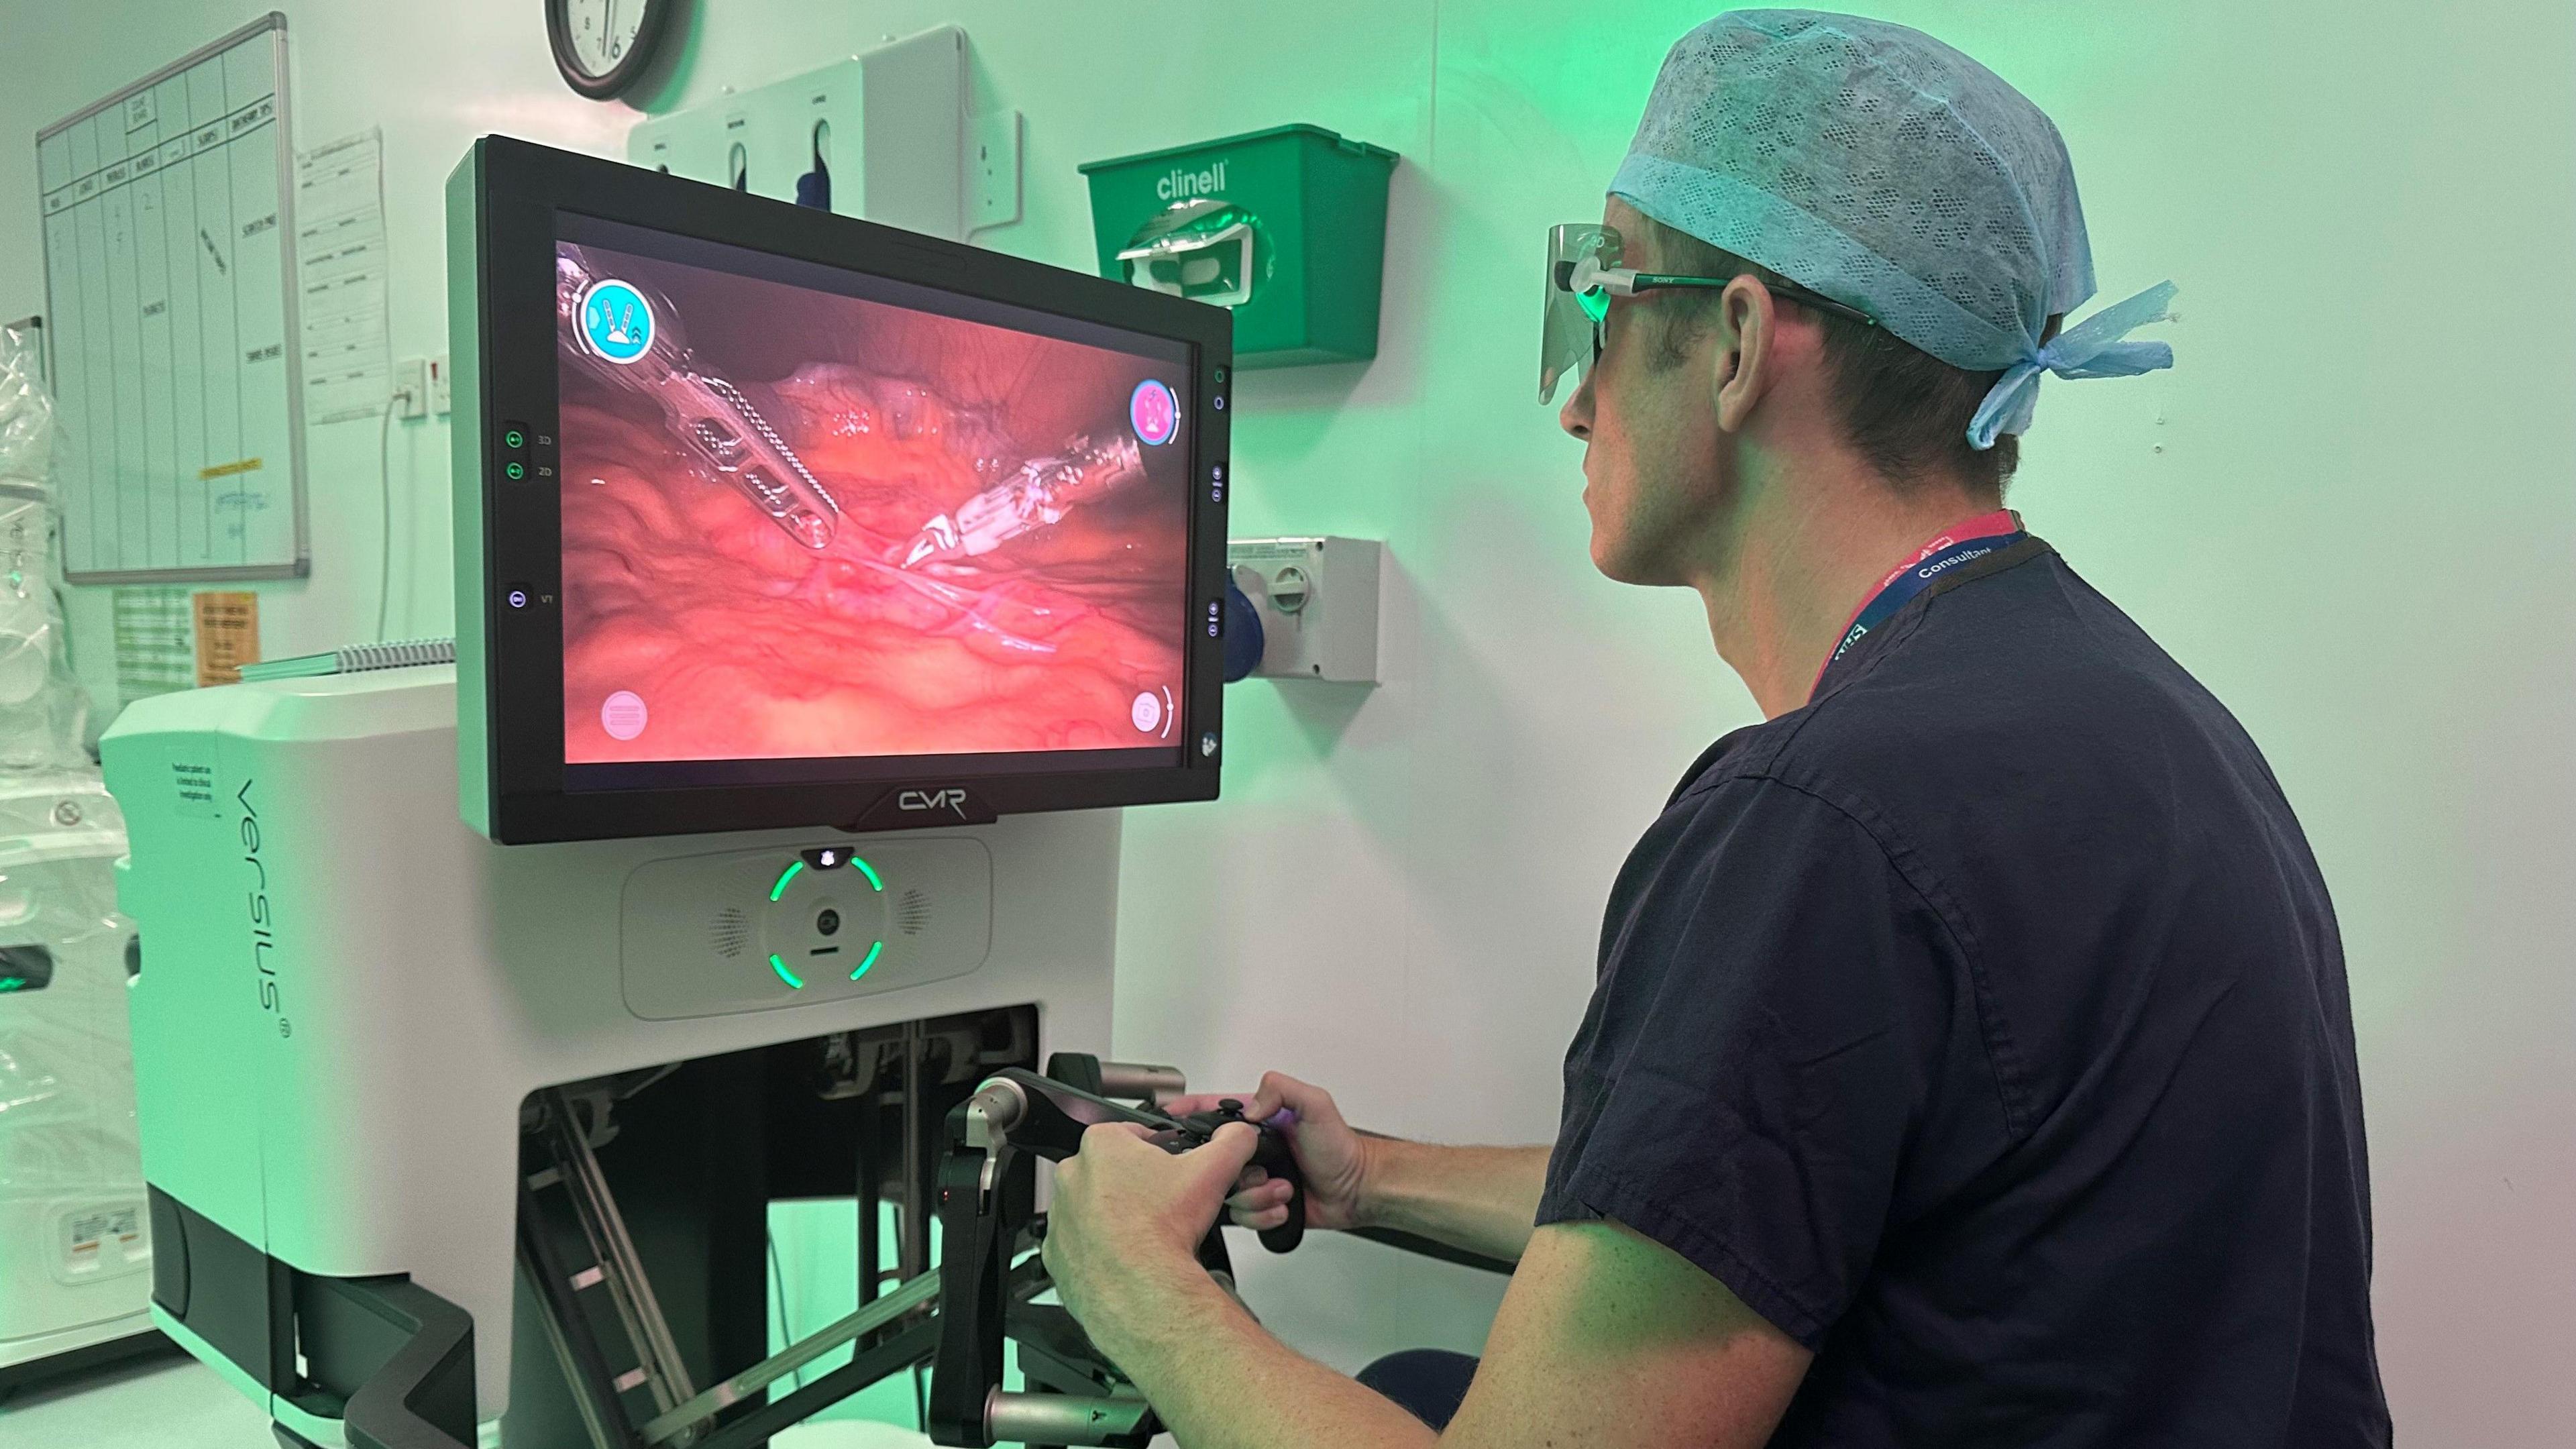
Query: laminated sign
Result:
<box><xmin>192</xmin><ymin>590</ymin><xmax>260</xmax><ymax>686</ymax></box>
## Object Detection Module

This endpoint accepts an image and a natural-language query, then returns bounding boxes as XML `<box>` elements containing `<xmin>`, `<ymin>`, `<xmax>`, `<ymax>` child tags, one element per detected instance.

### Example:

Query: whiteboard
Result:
<box><xmin>36</xmin><ymin>12</ymin><xmax>309</xmax><ymax>582</ymax></box>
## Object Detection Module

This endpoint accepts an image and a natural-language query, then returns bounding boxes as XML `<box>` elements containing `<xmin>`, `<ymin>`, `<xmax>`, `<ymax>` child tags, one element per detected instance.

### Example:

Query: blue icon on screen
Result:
<box><xmin>580</xmin><ymin>280</ymin><xmax>653</xmax><ymax>364</ymax></box>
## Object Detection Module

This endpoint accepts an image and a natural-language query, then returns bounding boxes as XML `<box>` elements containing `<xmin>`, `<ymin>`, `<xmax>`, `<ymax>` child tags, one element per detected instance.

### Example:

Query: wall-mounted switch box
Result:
<box><xmin>1228</xmin><ymin>536</ymin><xmax>1381</xmax><ymax>684</ymax></box>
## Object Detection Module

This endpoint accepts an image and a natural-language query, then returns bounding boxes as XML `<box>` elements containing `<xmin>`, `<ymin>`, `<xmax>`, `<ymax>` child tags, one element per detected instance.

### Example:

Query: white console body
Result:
<box><xmin>99</xmin><ymin>665</ymin><xmax>1120</xmax><ymax>1433</ymax></box>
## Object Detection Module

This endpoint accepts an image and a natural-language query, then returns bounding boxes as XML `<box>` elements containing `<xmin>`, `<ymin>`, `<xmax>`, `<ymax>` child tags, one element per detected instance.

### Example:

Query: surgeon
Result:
<box><xmin>1040</xmin><ymin>11</ymin><xmax>2391</xmax><ymax>1446</ymax></box>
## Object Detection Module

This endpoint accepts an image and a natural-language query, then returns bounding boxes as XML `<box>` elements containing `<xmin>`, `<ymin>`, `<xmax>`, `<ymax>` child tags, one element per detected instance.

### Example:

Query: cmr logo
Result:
<box><xmin>857</xmin><ymin>784</ymin><xmax>996</xmax><ymax>832</ymax></box>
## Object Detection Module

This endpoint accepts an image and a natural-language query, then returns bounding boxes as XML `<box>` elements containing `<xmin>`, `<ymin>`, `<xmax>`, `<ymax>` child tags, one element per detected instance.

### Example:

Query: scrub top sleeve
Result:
<box><xmin>1538</xmin><ymin>777</ymin><xmax>1957</xmax><ymax>1350</ymax></box>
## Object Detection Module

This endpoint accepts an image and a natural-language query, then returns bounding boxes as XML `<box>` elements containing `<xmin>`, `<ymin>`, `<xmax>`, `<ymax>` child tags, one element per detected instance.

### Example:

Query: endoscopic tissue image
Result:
<box><xmin>553</xmin><ymin>241</ymin><xmax>1192</xmax><ymax>766</ymax></box>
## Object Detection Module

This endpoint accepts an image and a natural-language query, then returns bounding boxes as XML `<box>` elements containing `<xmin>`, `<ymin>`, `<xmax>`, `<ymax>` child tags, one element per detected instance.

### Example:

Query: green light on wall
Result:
<box><xmin>851</xmin><ymin>857</ymin><xmax>882</xmax><ymax>891</ymax></box>
<box><xmin>768</xmin><ymin>953</ymin><xmax>805</xmax><ymax>989</ymax></box>
<box><xmin>851</xmin><ymin>941</ymin><xmax>883</xmax><ymax>980</ymax></box>
<box><xmin>769</xmin><ymin>861</ymin><xmax>805</xmax><ymax>902</ymax></box>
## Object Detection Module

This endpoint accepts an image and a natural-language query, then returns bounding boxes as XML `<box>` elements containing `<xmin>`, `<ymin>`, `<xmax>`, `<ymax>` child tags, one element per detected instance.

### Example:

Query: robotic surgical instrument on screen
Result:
<box><xmin>100</xmin><ymin>136</ymin><xmax>1275</xmax><ymax>1449</ymax></box>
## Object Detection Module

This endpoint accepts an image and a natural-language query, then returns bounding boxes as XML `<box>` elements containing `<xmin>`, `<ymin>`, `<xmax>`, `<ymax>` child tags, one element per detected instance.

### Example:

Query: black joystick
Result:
<box><xmin>1163</xmin><ymin>1097</ymin><xmax>1307</xmax><ymax>1254</ymax></box>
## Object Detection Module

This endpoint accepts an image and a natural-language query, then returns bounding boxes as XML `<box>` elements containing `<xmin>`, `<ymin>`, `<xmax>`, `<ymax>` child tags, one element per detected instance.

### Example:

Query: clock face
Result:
<box><xmin>549</xmin><ymin>0</ymin><xmax>669</xmax><ymax>99</ymax></box>
<box><xmin>559</xmin><ymin>0</ymin><xmax>647</xmax><ymax>78</ymax></box>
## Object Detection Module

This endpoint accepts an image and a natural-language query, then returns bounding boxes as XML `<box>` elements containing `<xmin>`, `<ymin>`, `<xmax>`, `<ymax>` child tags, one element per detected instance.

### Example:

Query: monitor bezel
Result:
<box><xmin>453</xmin><ymin>136</ymin><xmax>1231</xmax><ymax>845</ymax></box>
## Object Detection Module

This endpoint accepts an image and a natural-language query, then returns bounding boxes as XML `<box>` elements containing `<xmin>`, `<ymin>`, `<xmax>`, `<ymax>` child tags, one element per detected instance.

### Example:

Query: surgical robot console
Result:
<box><xmin>99</xmin><ymin>136</ymin><xmax>1263</xmax><ymax>1448</ymax></box>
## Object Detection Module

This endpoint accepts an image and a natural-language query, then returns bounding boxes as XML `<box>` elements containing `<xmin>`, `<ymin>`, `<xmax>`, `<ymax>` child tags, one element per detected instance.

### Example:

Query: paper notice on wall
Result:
<box><xmin>192</xmin><ymin>590</ymin><xmax>260</xmax><ymax>685</ymax></box>
<box><xmin>113</xmin><ymin>587</ymin><xmax>195</xmax><ymax>705</ymax></box>
<box><xmin>295</xmin><ymin>128</ymin><xmax>390</xmax><ymax>424</ymax></box>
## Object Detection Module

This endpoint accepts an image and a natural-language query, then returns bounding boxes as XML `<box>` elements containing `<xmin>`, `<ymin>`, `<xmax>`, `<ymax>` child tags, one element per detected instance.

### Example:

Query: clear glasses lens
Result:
<box><xmin>1540</xmin><ymin>224</ymin><xmax>1622</xmax><ymax>404</ymax></box>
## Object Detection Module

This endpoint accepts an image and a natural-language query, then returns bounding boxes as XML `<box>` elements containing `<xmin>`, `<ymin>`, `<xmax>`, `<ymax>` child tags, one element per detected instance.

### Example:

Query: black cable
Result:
<box><xmin>767</xmin><ymin>1234</ymin><xmax>806</xmax><ymax>1391</ymax></box>
<box><xmin>375</xmin><ymin>390</ymin><xmax>397</xmax><ymax>641</ymax></box>
<box><xmin>1349</xmin><ymin>1226</ymin><xmax>1516</xmax><ymax>1277</ymax></box>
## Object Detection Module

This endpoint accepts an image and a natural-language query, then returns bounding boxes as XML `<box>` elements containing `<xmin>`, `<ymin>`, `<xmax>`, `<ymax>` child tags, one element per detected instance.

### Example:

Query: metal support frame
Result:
<box><xmin>496</xmin><ymin>1015</ymin><xmax>1055</xmax><ymax>1446</ymax></box>
<box><xmin>523</xmin><ymin>1087</ymin><xmax>701</xmax><ymax>1438</ymax></box>
<box><xmin>515</xmin><ymin>1181</ymin><xmax>648</xmax><ymax>1449</ymax></box>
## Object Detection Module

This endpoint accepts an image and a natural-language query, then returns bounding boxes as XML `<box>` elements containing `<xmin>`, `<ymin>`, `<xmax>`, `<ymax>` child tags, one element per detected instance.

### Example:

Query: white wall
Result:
<box><xmin>0</xmin><ymin>1</ymin><xmax>2566</xmax><ymax>1440</ymax></box>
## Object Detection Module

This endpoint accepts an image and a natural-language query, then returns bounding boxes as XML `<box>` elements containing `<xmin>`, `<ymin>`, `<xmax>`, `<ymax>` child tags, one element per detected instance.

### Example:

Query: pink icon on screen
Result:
<box><xmin>601</xmin><ymin>690</ymin><xmax>649</xmax><ymax>741</ymax></box>
<box><xmin>1130</xmin><ymin>380</ymin><xmax>1179</xmax><ymax>446</ymax></box>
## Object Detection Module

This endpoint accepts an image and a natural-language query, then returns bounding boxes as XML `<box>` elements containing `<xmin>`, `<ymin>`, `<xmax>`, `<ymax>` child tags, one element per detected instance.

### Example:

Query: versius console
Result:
<box><xmin>101</xmin><ymin>134</ymin><xmax>1258</xmax><ymax>1448</ymax></box>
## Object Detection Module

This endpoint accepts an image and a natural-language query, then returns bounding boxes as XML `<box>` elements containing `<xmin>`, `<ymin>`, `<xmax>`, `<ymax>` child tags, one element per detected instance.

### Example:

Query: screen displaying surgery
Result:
<box><xmin>551</xmin><ymin>228</ymin><xmax>1194</xmax><ymax>780</ymax></box>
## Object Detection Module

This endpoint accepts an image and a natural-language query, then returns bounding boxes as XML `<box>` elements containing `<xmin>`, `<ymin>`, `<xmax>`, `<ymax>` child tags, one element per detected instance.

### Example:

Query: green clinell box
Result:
<box><xmin>1081</xmin><ymin>124</ymin><xmax>1398</xmax><ymax>368</ymax></box>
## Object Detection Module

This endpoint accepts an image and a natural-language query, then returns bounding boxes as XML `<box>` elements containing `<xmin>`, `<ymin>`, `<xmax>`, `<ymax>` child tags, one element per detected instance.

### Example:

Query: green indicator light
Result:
<box><xmin>769</xmin><ymin>859</ymin><xmax>805</xmax><ymax>902</ymax></box>
<box><xmin>504</xmin><ymin>461</ymin><xmax>525</xmax><ymax>481</ymax></box>
<box><xmin>768</xmin><ymin>953</ymin><xmax>805</xmax><ymax>989</ymax></box>
<box><xmin>851</xmin><ymin>941</ymin><xmax>883</xmax><ymax>980</ymax></box>
<box><xmin>503</xmin><ymin>429</ymin><xmax>525</xmax><ymax>449</ymax></box>
<box><xmin>851</xmin><ymin>857</ymin><xmax>882</xmax><ymax>891</ymax></box>
<box><xmin>0</xmin><ymin>976</ymin><xmax>23</xmax><ymax>992</ymax></box>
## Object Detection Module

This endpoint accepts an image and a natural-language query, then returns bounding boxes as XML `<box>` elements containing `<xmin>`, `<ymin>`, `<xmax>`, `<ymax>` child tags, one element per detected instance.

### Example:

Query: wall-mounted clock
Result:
<box><xmin>547</xmin><ymin>0</ymin><xmax>673</xmax><ymax>101</ymax></box>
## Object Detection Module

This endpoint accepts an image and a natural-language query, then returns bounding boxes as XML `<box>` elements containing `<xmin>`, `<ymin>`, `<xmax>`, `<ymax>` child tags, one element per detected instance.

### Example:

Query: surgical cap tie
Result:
<box><xmin>1966</xmin><ymin>280</ymin><xmax>2180</xmax><ymax>451</ymax></box>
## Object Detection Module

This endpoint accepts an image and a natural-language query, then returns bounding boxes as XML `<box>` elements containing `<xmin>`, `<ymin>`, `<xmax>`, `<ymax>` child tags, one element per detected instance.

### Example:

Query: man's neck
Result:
<box><xmin>1688</xmin><ymin>463</ymin><xmax>2000</xmax><ymax>719</ymax></box>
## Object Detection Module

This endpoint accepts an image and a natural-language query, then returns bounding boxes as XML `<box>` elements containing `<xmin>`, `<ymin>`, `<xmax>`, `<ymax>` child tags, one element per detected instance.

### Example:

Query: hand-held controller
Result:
<box><xmin>1157</xmin><ymin>1098</ymin><xmax>1307</xmax><ymax>1253</ymax></box>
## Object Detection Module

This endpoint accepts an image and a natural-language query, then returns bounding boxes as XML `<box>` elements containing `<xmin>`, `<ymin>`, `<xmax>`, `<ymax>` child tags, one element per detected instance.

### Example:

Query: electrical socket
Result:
<box><xmin>968</xmin><ymin>109</ymin><xmax>1024</xmax><ymax>233</ymax></box>
<box><xmin>393</xmin><ymin>356</ymin><xmax>429</xmax><ymax>419</ymax></box>
<box><xmin>428</xmin><ymin>353</ymin><xmax>451</xmax><ymax>415</ymax></box>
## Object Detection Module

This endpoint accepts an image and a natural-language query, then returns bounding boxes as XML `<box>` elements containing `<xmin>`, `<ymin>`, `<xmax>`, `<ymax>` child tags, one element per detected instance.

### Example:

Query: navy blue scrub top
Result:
<box><xmin>1536</xmin><ymin>539</ymin><xmax>2391</xmax><ymax>1446</ymax></box>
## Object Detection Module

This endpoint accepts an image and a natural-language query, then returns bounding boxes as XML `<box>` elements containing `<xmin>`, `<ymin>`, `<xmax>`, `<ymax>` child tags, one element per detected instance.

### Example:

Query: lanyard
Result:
<box><xmin>1811</xmin><ymin>510</ymin><xmax>2025</xmax><ymax>700</ymax></box>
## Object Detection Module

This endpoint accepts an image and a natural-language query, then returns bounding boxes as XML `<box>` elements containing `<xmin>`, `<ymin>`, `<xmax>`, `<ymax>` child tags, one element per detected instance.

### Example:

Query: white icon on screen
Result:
<box><xmin>602</xmin><ymin>690</ymin><xmax>649</xmax><ymax>741</ymax></box>
<box><xmin>1131</xmin><ymin>691</ymin><xmax>1163</xmax><ymax>733</ymax></box>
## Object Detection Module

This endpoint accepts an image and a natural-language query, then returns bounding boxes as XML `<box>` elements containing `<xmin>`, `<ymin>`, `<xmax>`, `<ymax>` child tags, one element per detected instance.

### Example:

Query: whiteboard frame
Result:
<box><xmin>37</xmin><ymin>10</ymin><xmax>311</xmax><ymax>584</ymax></box>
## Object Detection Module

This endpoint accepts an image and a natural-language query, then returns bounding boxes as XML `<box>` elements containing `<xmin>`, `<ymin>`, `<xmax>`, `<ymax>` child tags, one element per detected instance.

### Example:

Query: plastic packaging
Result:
<box><xmin>0</xmin><ymin>327</ymin><xmax>148</xmax><ymax>1354</ymax></box>
<box><xmin>0</xmin><ymin>322</ymin><xmax>93</xmax><ymax>771</ymax></box>
<box><xmin>0</xmin><ymin>320</ymin><xmax>51</xmax><ymax>483</ymax></box>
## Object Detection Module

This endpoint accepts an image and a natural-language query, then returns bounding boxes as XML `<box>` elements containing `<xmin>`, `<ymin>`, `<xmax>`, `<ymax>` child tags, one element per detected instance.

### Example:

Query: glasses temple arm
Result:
<box><xmin>1626</xmin><ymin>272</ymin><xmax>1878</xmax><ymax>330</ymax></box>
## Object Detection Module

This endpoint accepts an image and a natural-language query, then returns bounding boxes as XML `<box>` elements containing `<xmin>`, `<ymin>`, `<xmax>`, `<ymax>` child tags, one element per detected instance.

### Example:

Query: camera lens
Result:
<box><xmin>816</xmin><ymin>908</ymin><xmax>841</xmax><ymax>936</ymax></box>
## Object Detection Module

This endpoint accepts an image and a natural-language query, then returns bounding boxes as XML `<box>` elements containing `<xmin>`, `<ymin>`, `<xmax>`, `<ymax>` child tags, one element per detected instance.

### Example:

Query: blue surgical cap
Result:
<box><xmin>1613</xmin><ymin>10</ymin><xmax>2175</xmax><ymax>448</ymax></box>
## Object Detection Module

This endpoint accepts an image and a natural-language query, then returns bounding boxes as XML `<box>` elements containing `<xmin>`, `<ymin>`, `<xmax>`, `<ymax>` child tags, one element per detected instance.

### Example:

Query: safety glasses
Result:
<box><xmin>1539</xmin><ymin>223</ymin><xmax>1878</xmax><ymax>403</ymax></box>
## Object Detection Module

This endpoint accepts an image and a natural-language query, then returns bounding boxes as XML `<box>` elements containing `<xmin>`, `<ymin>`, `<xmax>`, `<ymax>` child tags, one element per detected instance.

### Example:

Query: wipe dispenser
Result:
<box><xmin>1080</xmin><ymin>124</ymin><xmax>1397</xmax><ymax>368</ymax></box>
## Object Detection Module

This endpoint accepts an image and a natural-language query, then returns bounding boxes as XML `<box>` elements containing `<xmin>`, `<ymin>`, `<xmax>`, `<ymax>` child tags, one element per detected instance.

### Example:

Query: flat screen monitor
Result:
<box><xmin>449</xmin><ymin>137</ymin><xmax>1232</xmax><ymax>843</ymax></box>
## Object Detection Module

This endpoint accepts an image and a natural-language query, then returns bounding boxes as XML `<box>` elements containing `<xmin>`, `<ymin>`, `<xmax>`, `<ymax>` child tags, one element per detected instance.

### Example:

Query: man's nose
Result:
<box><xmin>1558</xmin><ymin>372</ymin><xmax>1595</xmax><ymax>441</ymax></box>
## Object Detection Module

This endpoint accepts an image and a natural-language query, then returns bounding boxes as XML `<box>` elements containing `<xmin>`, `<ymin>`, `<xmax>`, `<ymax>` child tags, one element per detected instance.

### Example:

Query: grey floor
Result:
<box><xmin>0</xmin><ymin>1352</ymin><xmax>272</xmax><ymax>1449</ymax></box>
<box><xmin>0</xmin><ymin>1351</ymin><xmax>937</xmax><ymax>1449</ymax></box>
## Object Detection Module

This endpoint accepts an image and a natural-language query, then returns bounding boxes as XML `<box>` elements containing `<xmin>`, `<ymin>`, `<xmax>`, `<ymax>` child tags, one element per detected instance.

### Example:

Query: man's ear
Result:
<box><xmin>1712</xmin><ymin>274</ymin><xmax>1778</xmax><ymax>435</ymax></box>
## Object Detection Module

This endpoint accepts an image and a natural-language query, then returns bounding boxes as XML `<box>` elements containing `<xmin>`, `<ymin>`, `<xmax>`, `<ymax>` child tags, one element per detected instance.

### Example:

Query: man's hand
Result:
<box><xmin>1165</xmin><ymin>1073</ymin><xmax>1551</xmax><ymax>1263</ymax></box>
<box><xmin>1041</xmin><ymin>1120</ymin><xmax>1262</xmax><ymax>1336</ymax></box>
<box><xmin>1163</xmin><ymin>1072</ymin><xmax>1372</xmax><ymax>1234</ymax></box>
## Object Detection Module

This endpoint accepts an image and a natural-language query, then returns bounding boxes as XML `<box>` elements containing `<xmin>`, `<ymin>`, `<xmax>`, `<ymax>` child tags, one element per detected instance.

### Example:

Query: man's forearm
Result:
<box><xmin>1359</xmin><ymin>1138</ymin><xmax>1552</xmax><ymax>1263</ymax></box>
<box><xmin>1089</xmin><ymin>1263</ymin><xmax>1436</xmax><ymax>1449</ymax></box>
